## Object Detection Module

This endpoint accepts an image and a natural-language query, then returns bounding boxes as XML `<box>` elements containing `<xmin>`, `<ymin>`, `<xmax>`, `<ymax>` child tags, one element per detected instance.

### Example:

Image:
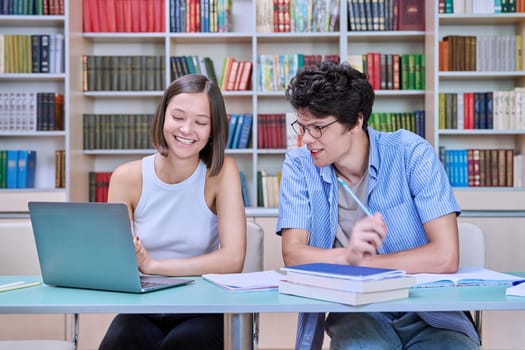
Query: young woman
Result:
<box><xmin>99</xmin><ymin>74</ymin><xmax>246</xmax><ymax>350</ymax></box>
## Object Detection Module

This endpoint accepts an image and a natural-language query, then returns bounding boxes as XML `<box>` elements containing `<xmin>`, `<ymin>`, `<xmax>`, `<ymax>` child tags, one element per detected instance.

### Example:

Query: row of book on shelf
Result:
<box><xmin>0</xmin><ymin>149</ymin><xmax>65</xmax><ymax>189</ymax></box>
<box><xmin>83</xmin><ymin>0</ymin><xmax>165</xmax><ymax>33</ymax></box>
<box><xmin>439</xmin><ymin>0</ymin><xmax>525</xmax><ymax>13</ymax></box>
<box><xmin>439</xmin><ymin>34</ymin><xmax>522</xmax><ymax>72</ymax></box>
<box><xmin>439</xmin><ymin>89</ymin><xmax>525</xmax><ymax>131</ymax></box>
<box><xmin>82</xmin><ymin>55</ymin><xmax>166</xmax><ymax>92</ymax></box>
<box><xmin>348</xmin><ymin>53</ymin><xmax>425</xmax><ymax>91</ymax></box>
<box><xmin>170</xmin><ymin>0</ymin><xmax>233</xmax><ymax>33</ymax></box>
<box><xmin>348</xmin><ymin>0</ymin><xmax>425</xmax><ymax>32</ymax></box>
<box><xmin>219</xmin><ymin>58</ymin><xmax>253</xmax><ymax>91</ymax></box>
<box><xmin>226</xmin><ymin>113</ymin><xmax>252</xmax><ymax>149</ymax></box>
<box><xmin>0</xmin><ymin>33</ymin><xmax>65</xmax><ymax>74</ymax></box>
<box><xmin>0</xmin><ymin>0</ymin><xmax>64</xmax><ymax>15</ymax></box>
<box><xmin>90</xmin><ymin>169</ymin><xmax>250</xmax><ymax>207</ymax></box>
<box><xmin>257</xmin><ymin>53</ymin><xmax>340</xmax><ymax>92</ymax></box>
<box><xmin>0</xmin><ymin>150</ymin><xmax>36</xmax><ymax>189</ymax></box>
<box><xmin>81</xmin><ymin>110</ymin><xmax>429</xmax><ymax>152</ymax></box>
<box><xmin>256</xmin><ymin>0</ymin><xmax>340</xmax><ymax>33</ymax></box>
<box><xmin>0</xmin><ymin>92</ymin><xmax>64</xmax><ymax>132</ymax></box>
<box><xmin>83</xmin><ymin>114</ymin><xmax>153</xmax><ymax>150</ymax></box>
<box><xmin>257</xmin><ymin>170</ymin><xmax>281</xmax><ymax>208</ymax></box>
<box><xmin>368</xmin><ymin>110</ymin><xmax>425</xmax><ymax>139</ymax></box>
<box><xmin>89</xmin><ymin>171</ymin><xmax>112</xmax><ymax>203</ymax></box>
<box><xmin>440</xmin><ymin>148</ymin><xmax>522</xmax><ymax>188</ymax></box>
<box><xmin>170</xmin><ymin>56</ymin><xmax>218</xmax><ymax>85</ymax></box>
<box><xmin>80</xmin><ymin>52</ymin><xmax>426</xmax><ymax>94</ymax></box>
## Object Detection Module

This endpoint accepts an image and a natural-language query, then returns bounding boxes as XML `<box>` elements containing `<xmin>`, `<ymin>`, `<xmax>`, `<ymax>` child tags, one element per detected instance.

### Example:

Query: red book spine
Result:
<box><xmin>106</xmin><ymin>0</ymin><xmax>117</xmax><ymax>32</ymax></box>
<box><xmin>123</xmin><ymin>0</ymin><xmax>133</xmax><ymax>32</ymax></box>
<box><xmin>138</xmin><ymin>0</ymin><xmax>148</xmax><ymax>32</ymax></box>
<box><xmin>97</xmin><ymin>0</ymin><xmax>109</xmax><ymax>32</ymax></box>
<box><xmin>147</xmin><ymin>0</ymin><xmax>156</xmax><ymax>32</ymax></box>
<box><xmin>83</xmin><ymin>0</ymin><xmax>92</xmax><ymax>32</ymax></box>
<box><xmin>130</xmin><ymin>0</ymin><xmax>141</xmax><ymax>32</ymax></box>
<box><xmin>88</xmin><ymin>0</ymin><xmax>101</xmax><ymax>32</ymax></box>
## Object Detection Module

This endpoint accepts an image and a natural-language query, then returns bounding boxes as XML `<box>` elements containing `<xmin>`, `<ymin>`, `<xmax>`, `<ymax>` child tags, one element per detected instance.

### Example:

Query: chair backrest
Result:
<box><xmin>458</xmin><ymin>222</ymin><xmax>486</xmax><ymax>268</ymax></box>
<box><xmin>242</xmin><ymin>221</ymin><xmax>264</xmax><ymax>273</ymax></box>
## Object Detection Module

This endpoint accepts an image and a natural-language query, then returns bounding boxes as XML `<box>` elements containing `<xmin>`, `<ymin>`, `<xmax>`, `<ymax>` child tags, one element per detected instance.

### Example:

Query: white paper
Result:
<box><xmin>203</xmin><ymin>270</ymin><xmax>285</xmax><ymax>291</ymax></box>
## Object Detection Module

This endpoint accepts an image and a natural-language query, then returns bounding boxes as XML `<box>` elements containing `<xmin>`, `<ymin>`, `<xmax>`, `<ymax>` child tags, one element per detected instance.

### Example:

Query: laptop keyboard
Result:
<box><xmin>141</xmin><ymin>280</ymin><xmax>169</xmax><ymax>289</ymax></box>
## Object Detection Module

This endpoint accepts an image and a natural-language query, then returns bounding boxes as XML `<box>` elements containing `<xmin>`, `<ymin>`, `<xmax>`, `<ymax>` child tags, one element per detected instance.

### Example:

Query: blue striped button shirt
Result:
<box><xmin>276</xmin><ymin>127</ymin><xmax>480</xmax><ymax>349</ymax></box>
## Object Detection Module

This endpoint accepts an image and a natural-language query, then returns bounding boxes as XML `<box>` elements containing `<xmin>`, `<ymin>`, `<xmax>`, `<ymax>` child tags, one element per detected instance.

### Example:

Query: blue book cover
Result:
<box><xmin>237</xmin><ymin>113</ymin><xmax>253</xmax><ymax>149</ymax></box>
<box><xmin>281</xmin><ymin>263</ymin><xmax>405</xmax><ymax>281</ymax></box>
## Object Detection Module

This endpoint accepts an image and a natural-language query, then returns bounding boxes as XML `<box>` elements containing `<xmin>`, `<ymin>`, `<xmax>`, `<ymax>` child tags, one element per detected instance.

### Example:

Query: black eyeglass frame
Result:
<box><xmin>290</xmin><ymin>119</ymin><xmax>339</xmax><ymax>139</ymax></box>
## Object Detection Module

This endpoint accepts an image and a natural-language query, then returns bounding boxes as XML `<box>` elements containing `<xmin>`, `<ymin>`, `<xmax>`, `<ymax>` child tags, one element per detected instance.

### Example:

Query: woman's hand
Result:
<box><xmin>134</xmin><ymin>236</ymin><xmax>154</xmax><ymax>274</ymax></box>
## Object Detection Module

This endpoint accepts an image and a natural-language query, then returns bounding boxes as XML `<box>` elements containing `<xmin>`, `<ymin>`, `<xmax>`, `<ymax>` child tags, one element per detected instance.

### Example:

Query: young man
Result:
<box><xmin>277</xmin><ymin>61</ymin><xmax>479</xmax><ymax>349</ymax></box>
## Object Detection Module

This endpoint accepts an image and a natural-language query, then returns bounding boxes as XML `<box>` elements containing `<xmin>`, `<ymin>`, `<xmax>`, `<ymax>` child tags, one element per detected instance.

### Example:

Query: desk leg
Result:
<box><xmin>224</xmin><ymin>313</ymin><xmax>254</xmax><ymax>350</ymax></box>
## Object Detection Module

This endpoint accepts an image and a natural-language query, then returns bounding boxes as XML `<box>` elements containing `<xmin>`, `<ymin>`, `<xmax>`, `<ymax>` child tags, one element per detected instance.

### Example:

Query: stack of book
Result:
<box><xmin>278</xmin><ymin>263</ymin><xmax>416</xmax><ymax>306</ymax></box>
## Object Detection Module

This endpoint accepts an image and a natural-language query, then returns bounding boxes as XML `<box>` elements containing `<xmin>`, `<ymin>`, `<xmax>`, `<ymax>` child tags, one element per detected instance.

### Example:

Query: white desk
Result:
<box><xmin>2</xmin><ymin>275</ymin><xmax>525</xmax><ymax>349</ymax></box>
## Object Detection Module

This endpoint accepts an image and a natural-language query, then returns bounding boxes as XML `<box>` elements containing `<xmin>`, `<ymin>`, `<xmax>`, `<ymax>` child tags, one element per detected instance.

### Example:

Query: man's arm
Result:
<box><xmin>360</xmin><ymin>212</ymin><xmax>460</xmax><ymax>274</ymax></box>
<box><xmin>282</xmin><ymin>212</ymin><xmax>387</xmax><ymax>267</ymax></box>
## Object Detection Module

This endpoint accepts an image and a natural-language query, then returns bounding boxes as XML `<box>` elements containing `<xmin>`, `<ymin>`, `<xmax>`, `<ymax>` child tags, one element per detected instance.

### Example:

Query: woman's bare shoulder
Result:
<box><xmin>111</xmin><ymin>159</ymin><xmax>143</xmax><ymax>184</ymax></box>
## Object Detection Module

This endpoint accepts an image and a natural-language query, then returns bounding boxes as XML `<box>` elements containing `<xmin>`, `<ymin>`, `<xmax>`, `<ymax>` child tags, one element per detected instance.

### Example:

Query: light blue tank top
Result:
<box><xmin>133</xmin><ymin>154</ymin><xmax>219</xmax><ymax>260</ymax></box>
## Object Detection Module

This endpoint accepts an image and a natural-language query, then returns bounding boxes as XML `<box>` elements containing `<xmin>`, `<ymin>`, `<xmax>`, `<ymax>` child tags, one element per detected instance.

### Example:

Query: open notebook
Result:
<box><xmin>411</xmin><ymin>267</ymin><xmax>524</xmax><ymax>288</ymax></box>
<box><xmin>28</xmin><ymin>201</ymin><xmax>194</xmax><ymax>293</ymax></box>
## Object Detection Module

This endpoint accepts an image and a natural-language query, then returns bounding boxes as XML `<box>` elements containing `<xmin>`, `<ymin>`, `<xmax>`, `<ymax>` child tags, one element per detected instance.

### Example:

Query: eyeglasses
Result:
<box><xmin>291</xmin><ymin>120</ymin><xmax>338</xmax><ymax>139</ymax></box>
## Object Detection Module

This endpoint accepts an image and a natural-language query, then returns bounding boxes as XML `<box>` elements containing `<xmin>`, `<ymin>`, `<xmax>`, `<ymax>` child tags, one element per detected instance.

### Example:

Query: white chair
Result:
<box><xmin>243</xmin><ymin>221</ymin><xmax>264</xmax><ymax>273</ymax></box>
<box><xmin>0</xmin><ymin>220</ymin><xmax>78</xmax><ymax>350</ymax></box>
<box><xmin>224</xmin><ymin>220</ymin><xmax>264</xmax><ymax>350</ymax></box>
<box><xmin>458</xmin><ymin>221</ymin><xmax>485</xmax><ymax>339</ymax></box>
<box><xmin>243</xmin><ymin>220</ymin><xmax>264</xmax><ymax>349</ymax></box>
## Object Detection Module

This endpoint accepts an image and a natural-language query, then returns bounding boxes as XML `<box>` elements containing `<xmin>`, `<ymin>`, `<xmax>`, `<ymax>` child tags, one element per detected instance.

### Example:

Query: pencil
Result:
<box><xmin>337</xmin><ymin>177</ymin><xmax>373</xmax><ymax>217</ymax></box>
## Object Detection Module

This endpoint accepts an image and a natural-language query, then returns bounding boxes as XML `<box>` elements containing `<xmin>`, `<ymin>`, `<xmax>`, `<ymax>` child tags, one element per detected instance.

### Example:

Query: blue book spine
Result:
<box><xmin>26</xmin><ymin>150</ymin><xmax>37</xmax><ymax>188</ymax></box>
<box><xmin>237</xmin><ymin>113</ymin><xmax>253</xmax><ymax>149</ymax></box>
<box><xmin>231</xmin><ymin>113</ymin><xmax>245</xmax><ymax>149</ymax></box>
<box><xmin>17</xmin><ymin>150</ymin><xmax>28</xmax><ymax>189</ymax></box>
<box><xmin>239</xmin><ymin>170</ymin><xmax>249</xmax><ymax>207</ymax></box>
<box><xmin>226</xmin><ymin>113</ymin><xmax>238</xmax><ymax>149</ymax></box>
<box><xmin>6</xmin><ymin>149</ymin><xmax>19</xmax><ymax>189</ymax></box>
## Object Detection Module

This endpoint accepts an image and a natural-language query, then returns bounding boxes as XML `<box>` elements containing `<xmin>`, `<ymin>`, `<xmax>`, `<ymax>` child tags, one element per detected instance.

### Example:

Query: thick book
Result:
<box><xmin>283</xmin><ymin>269</ymin><xmax>416</xmax><ymax>293</ymax></box>
<box><xmin>281</xmin><ymin>263</ymin><xmax>406</xmax><ymax>281</ymax></box>
<box><xmin>411</xmin><ymin>267</ymin><xmax>524</xmax><ymax>288</ymax></box>
<box><xmin>398</xmin><ymin>0</ymin><xmax>425</xmax><ymax>31</ymax></box>
<box><xmin>278</xmin><ymin>280</ymin><xmax>410</xmax><ymax>306</ymax></box>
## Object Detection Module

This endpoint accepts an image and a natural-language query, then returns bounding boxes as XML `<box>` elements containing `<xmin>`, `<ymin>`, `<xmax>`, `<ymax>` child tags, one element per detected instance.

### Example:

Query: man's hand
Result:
<box><xmin>344</xmin><ymin>212</ymin><xmax>386</xmax><ymax>265</ymax></box>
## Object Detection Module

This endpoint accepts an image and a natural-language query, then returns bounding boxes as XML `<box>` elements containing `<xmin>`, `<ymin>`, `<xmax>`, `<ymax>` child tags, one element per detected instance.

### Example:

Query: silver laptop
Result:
<box><xmin>28</xmin><ymin>201</ymin><xmax>194</xmax><ymax>293</ymax></box>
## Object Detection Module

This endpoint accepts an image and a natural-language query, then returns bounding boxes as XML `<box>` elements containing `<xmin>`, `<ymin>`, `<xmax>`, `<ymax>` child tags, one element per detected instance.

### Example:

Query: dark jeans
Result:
<box><xmin>98</xmin><ymin>313</ymin><xmax>223</xmax><ymax>350</ymax></box>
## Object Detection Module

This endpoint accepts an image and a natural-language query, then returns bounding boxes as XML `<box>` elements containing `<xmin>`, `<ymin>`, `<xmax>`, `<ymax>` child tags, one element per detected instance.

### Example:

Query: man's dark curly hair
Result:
<box><xmin>285</xmin><ymin>61</ymin><xmax>375</xmax><ymax>130</ymax></box>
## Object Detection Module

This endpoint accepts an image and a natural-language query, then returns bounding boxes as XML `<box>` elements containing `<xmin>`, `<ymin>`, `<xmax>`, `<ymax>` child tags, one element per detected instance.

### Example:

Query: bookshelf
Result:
<box><xmin>1</xmin><ymin>2</ymin><xmax>523</xmax><ymax>213</ymax></box>
<box><xmin>71</xmin><ymin>0</ymin><xmax>430</xmax><ymax>217</ymax></box>
<box><xmin>0</xmin><ymin>9</ymin><xmax>69</xmax><ymax>213</ymax></box>
<box><xmin>428</xmin><ymin>2</ymin><xmax>525</xmax><ymax>199</ymax></box>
